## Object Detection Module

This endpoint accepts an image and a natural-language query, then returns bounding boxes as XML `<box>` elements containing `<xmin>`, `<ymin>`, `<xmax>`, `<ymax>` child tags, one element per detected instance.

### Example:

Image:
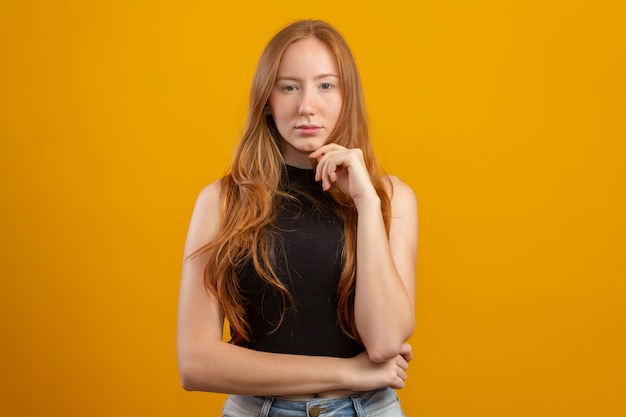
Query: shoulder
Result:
<box><xmin>384</xmin><ymin>175</ymin><xmax>417</xmax><ymax>214</ymax></box>
<box><xmin>195</xmin><ymin>179</ymin><xmax>223</xmax><ymax>211</ymax></box>
<box><xmin>183</xmin><ymin>179</ymin><xmax>224</xmax><ymax>258</ymax></box>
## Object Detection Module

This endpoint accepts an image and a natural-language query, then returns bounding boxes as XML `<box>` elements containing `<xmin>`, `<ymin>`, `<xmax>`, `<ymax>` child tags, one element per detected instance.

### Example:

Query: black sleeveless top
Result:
<box><xmin>235</xmin><ymin>165</ymin><xmax>364</xmax><ymax>358</ymax></box>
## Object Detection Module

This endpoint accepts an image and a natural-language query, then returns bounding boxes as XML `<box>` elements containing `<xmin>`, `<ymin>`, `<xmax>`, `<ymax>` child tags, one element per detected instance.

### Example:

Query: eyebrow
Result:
<box><xmin>275</xmin><ymin>73</ymin><xmax>339</xmax><ymax>82</ymax></box>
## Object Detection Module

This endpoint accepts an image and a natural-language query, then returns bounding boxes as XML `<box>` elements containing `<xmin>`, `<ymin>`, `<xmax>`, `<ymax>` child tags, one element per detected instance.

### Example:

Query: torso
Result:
<box><xmin>279</xmin><ymin>389</ymin><xmax>358</xmax><ymax>400</ymax></box>
<box><xmin>235</xmin><ymin>165</ymin><xmax>364</xmax><ymax>358</ymax></box>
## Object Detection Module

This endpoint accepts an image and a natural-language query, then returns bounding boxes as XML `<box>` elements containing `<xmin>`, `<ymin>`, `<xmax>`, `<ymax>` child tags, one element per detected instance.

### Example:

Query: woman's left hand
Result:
<box><xmin>309</xmin><ymin>144</ymin><xmax>378</xmax><ymax>204</ymax></box>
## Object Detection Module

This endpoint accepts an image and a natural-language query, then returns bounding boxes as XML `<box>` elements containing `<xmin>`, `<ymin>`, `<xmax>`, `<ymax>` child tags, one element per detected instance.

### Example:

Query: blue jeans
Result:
<box><xmin>222</xmin><ymin>387</ymin><xmax>404</xmax><ymax>417</ymax></box>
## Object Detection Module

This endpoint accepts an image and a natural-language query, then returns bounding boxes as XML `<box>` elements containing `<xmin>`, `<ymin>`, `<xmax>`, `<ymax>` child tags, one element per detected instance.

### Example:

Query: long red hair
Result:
<box><xmin>196</xmin><ymin>20</ymin><xmax>392</xmax><ymax>344</ymax></box>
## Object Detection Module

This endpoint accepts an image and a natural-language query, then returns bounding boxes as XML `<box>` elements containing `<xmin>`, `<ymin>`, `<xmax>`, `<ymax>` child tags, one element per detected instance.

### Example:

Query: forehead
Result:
<box><xmin>277</xmin><ymin>37</ymin><xmax>338</xmax><ymax>77</ymax></box>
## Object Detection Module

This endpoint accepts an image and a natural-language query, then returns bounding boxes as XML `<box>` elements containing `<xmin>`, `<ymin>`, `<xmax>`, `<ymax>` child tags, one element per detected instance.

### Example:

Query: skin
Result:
<box><xmin>177</xmin><ymin>36</ymin><xmax>418</xmax><ymax>397</ymax></box>
<box><xmin>268</xmin><ymin>37</ymin><xmax>343</xmax><ymax>169</ymax></box>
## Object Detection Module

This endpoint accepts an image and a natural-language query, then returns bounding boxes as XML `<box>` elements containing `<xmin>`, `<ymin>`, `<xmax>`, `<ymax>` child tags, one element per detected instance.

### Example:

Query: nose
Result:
<box><xmin>298</xmin><ymin>88</ymin><xmax>317</xmax><ymax>116</ymax></box>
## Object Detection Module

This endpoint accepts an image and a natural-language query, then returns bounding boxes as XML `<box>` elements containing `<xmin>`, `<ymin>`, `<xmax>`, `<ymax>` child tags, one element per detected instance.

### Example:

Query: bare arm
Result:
<box><xmin>353</xmin><ymin>176</ymin><xmax>417</xmax><ymax>362</ymax></box>
<box><xmin>310</xmin><ymin>146</ymin><xmax>418</xmax><ymax>363</ymax></box>
<box><xmin>176</xmin><ymin>181</ymin><xmax>410</xmax><ymax>395</ymax></box>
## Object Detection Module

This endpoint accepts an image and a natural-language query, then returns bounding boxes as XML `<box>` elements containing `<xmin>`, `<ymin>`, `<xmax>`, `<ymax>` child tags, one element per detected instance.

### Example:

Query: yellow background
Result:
<box><xmin>1</xmin><ymin>1</ymin><xmax>624</xmax><ymax>416</ymax></box>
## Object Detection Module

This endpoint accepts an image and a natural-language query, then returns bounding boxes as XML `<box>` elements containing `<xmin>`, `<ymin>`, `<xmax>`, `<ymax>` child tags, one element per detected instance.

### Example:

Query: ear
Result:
<box><xmin>264</xmin><ymin>105</ymin><xmax>272</xmax><ymax>116</ymax></box>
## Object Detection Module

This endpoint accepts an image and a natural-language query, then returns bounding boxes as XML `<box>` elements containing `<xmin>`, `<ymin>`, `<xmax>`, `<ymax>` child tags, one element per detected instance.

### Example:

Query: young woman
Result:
<box><xmin>177</xmin><ymin>19</ymin><xmax>418</xmax><ymax>416</ymax></box>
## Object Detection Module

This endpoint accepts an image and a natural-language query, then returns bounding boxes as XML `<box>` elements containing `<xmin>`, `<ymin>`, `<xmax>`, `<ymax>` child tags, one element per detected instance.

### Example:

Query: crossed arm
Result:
<box><xmin>177</xmin><ymin>155</ymin><xmax>417</xmax><ymax>395</ymax></box>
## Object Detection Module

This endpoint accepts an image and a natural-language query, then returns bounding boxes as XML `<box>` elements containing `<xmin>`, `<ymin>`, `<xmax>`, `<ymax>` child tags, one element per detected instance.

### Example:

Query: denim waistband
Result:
<box><xmin>222</xmin><ymin>387</ymin><xmax>403</xmax><ymax>417</ymax></box>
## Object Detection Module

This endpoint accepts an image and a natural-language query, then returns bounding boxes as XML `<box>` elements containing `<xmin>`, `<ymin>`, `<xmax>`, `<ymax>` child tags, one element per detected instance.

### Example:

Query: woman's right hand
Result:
<box><xmin>346</xmin><ymin>343</ymin><xmax>412</xmax><ymax>391</ymax></box>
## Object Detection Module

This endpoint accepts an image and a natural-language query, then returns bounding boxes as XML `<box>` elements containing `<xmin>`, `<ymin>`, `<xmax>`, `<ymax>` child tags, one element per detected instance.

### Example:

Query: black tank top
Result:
<box><xmin>235</xmin><ymin>165</ymin><xmax>364</xmax><ymax>358</ymax></box>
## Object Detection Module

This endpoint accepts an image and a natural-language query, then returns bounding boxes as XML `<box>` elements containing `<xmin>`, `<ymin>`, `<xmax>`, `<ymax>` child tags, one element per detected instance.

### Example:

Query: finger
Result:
<box><xmin>400</xmin><ymin>343</ymin><xmax>413</xmax><ymax>362</ymax></box>
<box><xmin>390</xmin><ymin>373</ymin><xmax>407</xmax><ymax>390</ymax></box>
<box><xmin>318</xmin><ymin>158</ymin><xmax>339</xmax><ymax>190</ymax></box>
<box><xmin>309</xmin><ymin>143</ymin><xmax>346</xmax><ymax>159</ymax></box>
<box><xmin>396</xmin><ymin>355</ymin><xmax>409</xmax><ymax>371</ymax></box>
<box><xmin>328</xmin><ymin>163</ymin><xmax>339</xmax><ymax>183</ymax></box>
<box><xmin>313</xmin><ymin>152</ymin><xmax>335</xmax><ymax>182</ymax></box>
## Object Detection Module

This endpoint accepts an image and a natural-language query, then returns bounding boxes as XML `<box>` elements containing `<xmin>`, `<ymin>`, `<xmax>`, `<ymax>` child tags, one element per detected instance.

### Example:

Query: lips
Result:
<box><xmin>296</xmin><ymin>125</ymin><xmax>321</xmax><ymax>135</ymax></box>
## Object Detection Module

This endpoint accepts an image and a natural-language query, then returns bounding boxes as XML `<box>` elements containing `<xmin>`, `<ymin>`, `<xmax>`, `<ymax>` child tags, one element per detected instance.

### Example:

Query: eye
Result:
<box><xmin>281</xmin><ymin>85</ymin><xmax>297</xmax><ymax>92</ymax></box>
<box><xmin>320</xmin><ymin>83</ymin><xmax>333</xmax><ymax>90</ymax></box>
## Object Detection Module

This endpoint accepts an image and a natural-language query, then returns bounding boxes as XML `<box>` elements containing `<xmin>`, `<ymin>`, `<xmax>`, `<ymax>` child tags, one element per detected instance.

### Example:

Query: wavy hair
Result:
<box><xmin>198</xmin><ymin>20</ymin><xmax>392</xmax><ymax>344</ymax></box>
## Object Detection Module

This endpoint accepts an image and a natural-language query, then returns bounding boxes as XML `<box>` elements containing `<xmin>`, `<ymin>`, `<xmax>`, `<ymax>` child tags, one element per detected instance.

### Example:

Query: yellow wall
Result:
<box><xmin>1</xmin><ymin>1</ymin><xmax>624</xmax><ymax>416</ymax></box>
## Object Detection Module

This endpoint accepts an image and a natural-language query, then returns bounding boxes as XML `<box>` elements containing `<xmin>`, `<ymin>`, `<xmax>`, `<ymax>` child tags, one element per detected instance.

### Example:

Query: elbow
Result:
<box><xmin>177</xmin><ymin>341</ymin><xmax>226</xmax><ymax>392</ymax></box>
<box><xmin>178</xmin><ymin>363</ymin><xmax>201</xmax><ymax>391</ymax></box>
<box><xmin>364</xmin><ymin>326</ymin><xmax>414</xmax><ymax>363</ymax></box>
<box><xmin>178</xmin><ymin>357</ymin><xmax>213</xmax><ymax>392</ymax></box>
<box><xmin>180</xmin><ymin>380</ymin><xmax>195</xmax><ymax>392</ymax></box>
<box><xmin>366</xmin><ymin>344</ymin><xmax>403</xmax><ymax>363</ymax></box>
<box><xmin>180</xmin><ymin>377</ymin><xmax>197</xmax><ymax>392</ymax></box>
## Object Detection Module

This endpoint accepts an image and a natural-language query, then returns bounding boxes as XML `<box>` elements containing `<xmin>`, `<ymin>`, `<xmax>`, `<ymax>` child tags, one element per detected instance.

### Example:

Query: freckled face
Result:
<box><xmin>268</xmin><ymin>37</ymin><xmax>343</xmax><ymax>168</ymax></box>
